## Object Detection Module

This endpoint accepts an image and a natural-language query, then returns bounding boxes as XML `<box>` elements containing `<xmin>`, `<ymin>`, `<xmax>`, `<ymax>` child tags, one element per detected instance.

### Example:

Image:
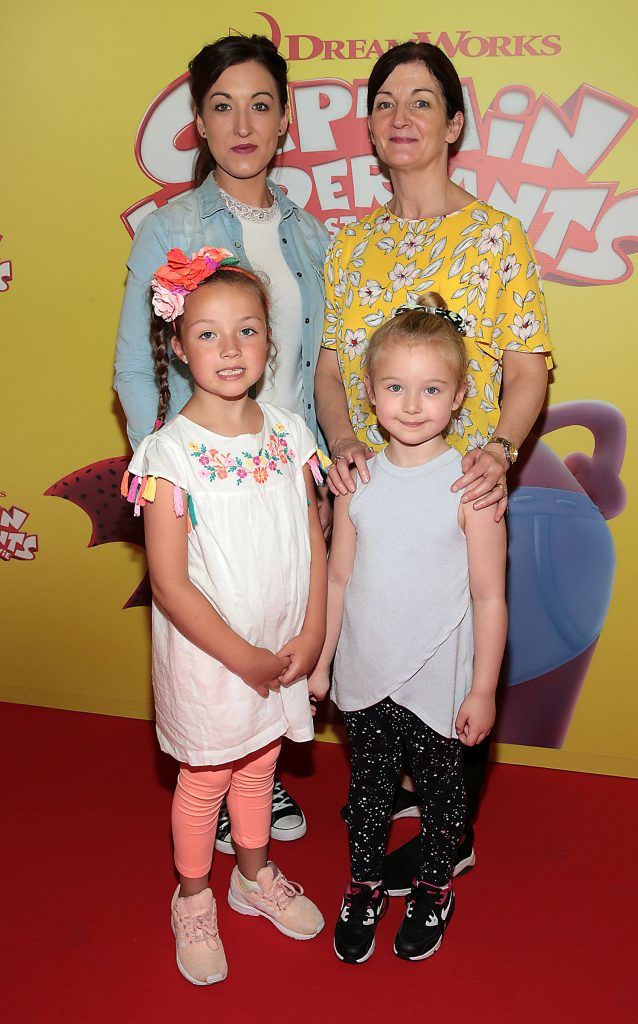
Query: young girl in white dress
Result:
<box><xmin>309</xmin><ymin>294</ymin><xmax>507</xmax><ymax>965</ymax></box>
<box><xmin>123</xmin><ymin>246</ymin><xmax>327</xmax><ymax>986</ymax></box>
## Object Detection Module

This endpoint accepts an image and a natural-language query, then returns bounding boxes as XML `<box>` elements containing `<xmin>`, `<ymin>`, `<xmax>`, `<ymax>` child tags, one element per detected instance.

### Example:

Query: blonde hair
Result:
<box><xmin>364</xmin><ymin>292</ymin><xmax>468</xmax><ymax>387</ymax></box>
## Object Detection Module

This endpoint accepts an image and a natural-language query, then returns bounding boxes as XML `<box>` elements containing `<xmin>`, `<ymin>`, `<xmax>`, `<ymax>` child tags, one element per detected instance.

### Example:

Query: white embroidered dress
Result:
<box><xmin>126</xmin><ymin>403</ymin><xmax>316</xmax><ymax>766</ymax></box>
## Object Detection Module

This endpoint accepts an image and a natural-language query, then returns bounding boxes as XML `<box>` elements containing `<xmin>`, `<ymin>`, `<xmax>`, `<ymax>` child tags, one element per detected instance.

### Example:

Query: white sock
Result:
<box><xmin>237</xmin><ymin>869</ymin><xmax>260</xmax><ymax>892</ymax></box>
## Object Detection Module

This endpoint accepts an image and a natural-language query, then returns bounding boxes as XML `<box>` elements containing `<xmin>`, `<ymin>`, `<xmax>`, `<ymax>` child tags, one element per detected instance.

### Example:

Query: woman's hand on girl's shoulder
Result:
<box><xmin>241</xmin><ymin>648</ymin><xmax>292</xmax><ymax>698</ymax></box>
<box><xmin>276</xmin><ymin>630</ymin><xmax>324</xmax><ymax>687</ymax></box>
<box><xmin>327</xmin><ymin>439</ymin><xmax>375</xmax><ymax>496</ymax></box>
<box><xmin>453</xmin><ymin>446</ymin><xmax>509</xmax><ymax>522</ymax></box>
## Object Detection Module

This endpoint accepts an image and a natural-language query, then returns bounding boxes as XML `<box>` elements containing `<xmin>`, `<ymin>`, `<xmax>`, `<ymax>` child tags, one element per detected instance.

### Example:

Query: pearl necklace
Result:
<box><xmin>218</xmin><ymin>183</ymin><xmax>280</xmax><ymax>223</ymax></box>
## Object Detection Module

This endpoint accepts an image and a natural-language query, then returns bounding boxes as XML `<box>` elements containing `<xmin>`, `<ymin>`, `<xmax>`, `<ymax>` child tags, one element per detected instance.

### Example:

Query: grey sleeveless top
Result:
<box><xmin>331</xmin><ymin>446</ymin><xmax>473</xmax><ymax>739</ymax></box>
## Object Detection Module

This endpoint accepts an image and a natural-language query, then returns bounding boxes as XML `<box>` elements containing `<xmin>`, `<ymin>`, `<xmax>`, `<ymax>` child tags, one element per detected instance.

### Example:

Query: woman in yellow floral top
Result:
<box><xmin>315</xmin><ymin>42</ymin><xmax>552</xmax><ymax>521</ymax></box>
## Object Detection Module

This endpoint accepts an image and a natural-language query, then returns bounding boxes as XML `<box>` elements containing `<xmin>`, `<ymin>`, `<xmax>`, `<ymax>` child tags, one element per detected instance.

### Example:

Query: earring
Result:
<box><xmin>183</xmin><ymin>357</ymin><xmax>189</xmax><ymax>365</ymax></box>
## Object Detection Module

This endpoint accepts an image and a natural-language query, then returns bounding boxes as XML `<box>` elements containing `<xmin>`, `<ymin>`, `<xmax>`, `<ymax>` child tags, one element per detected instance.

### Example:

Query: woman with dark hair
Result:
<box><xmin>115</xmin><ymin>34</ymin><xmax>329</xmax><ymax>849</ymax></box>
<box><xmin>314</xmin><ymin>41</ymin><xmax>552</xmax><ymax>911</ymax></box>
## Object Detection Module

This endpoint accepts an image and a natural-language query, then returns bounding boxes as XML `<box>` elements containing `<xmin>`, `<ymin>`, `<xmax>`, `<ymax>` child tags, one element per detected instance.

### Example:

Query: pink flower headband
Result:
<box><xmin>151</xmin><ymin>246</ymin><xmax>243</xmax><ymax>322</ymax></box>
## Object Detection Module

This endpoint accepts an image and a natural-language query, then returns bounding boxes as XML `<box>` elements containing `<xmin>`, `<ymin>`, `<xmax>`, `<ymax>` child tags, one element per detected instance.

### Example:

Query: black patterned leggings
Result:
<box><xmin>342</xmin><ymin>697</ymin><xmax>466</xmax><ymax>886</ymax></box>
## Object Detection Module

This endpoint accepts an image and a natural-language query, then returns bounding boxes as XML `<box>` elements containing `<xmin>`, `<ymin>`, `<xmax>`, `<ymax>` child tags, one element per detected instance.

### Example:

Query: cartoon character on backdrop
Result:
<box><xmin>495</xmin><ymin>400</ymin><xmax>626</xmax><ymax>748</ymax></box>
<box><xmin>45</xmin><ymin>459</ymin><xmax>151</xmax><ymax>609</ymax></box>
<box><xmin>45</xmin><ymin>400</ymin><xmax>626</xmax><ymax>750</ymax></box>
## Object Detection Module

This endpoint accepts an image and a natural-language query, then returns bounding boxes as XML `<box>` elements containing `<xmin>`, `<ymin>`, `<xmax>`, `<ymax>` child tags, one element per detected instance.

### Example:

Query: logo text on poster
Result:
<box><xmin>0</xmin><ymin>507</ymin><xmax>38</xmax><ymax>561</ymax></box>
<box><xmin>122</xmin><ymin>77</ymin><xmax>638</xmax><ymax>287</ymax></box>
<box><xmin>250</xmin><ymin>13</ymin><xmax>561</xmax><ymax>61</ymax></box>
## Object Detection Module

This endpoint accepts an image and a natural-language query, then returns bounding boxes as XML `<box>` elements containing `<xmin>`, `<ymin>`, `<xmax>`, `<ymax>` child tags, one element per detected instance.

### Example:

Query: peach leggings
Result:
<box><xmin>172</xmin><ymin>739</ymin><xmax>281</xmax><ymax>878</ymax></box>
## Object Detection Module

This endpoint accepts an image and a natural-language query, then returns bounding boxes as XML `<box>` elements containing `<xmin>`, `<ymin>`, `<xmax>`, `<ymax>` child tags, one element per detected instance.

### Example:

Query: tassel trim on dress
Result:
<box><xmin>307</xmin><ymin>451</ymin><xmax>330</xmax><ymax>485</ymax></box>
<box><xmin>121</xmin><ymin>471</ymin><xmax>197</xmax><ymax>530</ymax></box>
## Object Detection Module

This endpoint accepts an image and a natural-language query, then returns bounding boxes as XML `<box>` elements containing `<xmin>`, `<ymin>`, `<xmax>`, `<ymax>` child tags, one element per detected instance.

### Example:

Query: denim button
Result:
<box><xmin>235</xmin><ymin>242</ymin><xmax>241</xmax><ymax>248</ymax></box>
<box><xmin>307</xmin><ymin>403</ymin><xmax>311</xmax><ymax>409</ymax></box>
<box><xmin>306</xmin><ymin>361</ymin><xmax>311</xmax><ymax>367</ymax></box>
<box><xmin>296</xmin><ymin>272</ymin><xmax>302</xmax><ymax>277</ymax></box>
<box><xmin>282</xmin><ymin>238</ymin><xmax>288</xmax><ymax>243</ymax></box>
<box><xmin>304</xmin><ymin>317</ymin><xmax>310</xmax><ymax>324</ymax></box>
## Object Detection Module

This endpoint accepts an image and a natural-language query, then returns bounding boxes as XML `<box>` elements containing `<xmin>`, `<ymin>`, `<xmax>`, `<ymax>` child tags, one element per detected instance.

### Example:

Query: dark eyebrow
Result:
<box><xmin>376</xmin><ymin>88</ymin><xmax>436</xmax><ymax>97</ymax></box>
<box><xmin>208</xmin><ymin>90</ymin><xmax>274</xmax><ymax>99</ymax></box>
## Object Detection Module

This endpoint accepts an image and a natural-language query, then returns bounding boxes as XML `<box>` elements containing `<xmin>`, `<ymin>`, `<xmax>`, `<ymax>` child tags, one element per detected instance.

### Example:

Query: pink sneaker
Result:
<box><xmin>171</xmin><ymin>886</ymin><xmax>228</xmax><ymax>986</ymax></box>
<box><xmin>228</xmin><ymin>863</ymin><xmax>324</xmax><ymax>940</ymax></box>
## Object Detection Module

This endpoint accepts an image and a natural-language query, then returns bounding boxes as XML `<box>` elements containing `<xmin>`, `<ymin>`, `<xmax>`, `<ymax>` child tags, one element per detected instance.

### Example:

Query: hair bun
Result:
<box><xmin>418</xmin><ymin>291</ymin><xmax>448</xmax><ymax>311</ymax></box>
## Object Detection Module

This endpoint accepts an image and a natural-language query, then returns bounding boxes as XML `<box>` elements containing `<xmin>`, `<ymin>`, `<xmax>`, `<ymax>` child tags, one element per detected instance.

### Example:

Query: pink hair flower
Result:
<box><xmin>151</xmin><ymin>281</ymin><xmax>184</xmax><ymax>322</ymax></box>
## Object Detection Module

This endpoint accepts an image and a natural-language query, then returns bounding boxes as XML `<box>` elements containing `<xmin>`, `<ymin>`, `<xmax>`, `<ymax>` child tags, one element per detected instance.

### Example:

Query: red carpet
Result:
<box><xmin>2</xmin><ymin>702</ymin><xmax>635</xmax><ymax>1023</ymax></box>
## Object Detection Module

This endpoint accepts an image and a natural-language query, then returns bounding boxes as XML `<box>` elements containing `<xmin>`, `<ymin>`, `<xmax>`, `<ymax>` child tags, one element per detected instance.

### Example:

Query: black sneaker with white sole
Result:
<box><xmin>334</xmin><ymin>882</ymin><xmax>389</xmax><ymax>964</ymax></box>
<box><xmin>391</xmin><ymin>785</ymin><xmax>421</xmax><ymax>820</ymax></box>
<box><xmin>270</xmin><ymin>779</ymin><xmax>306</xmax><ymax>842</ymax></box>
<box><xmin>453</xmin><ymin>824</ymin><xmax>476</xmax><ymax>877</ymax></box>
<box><xmin>383</xmin><ymin>826</ymin><xmax>476</xmax><ymax>896</ymax></box>
<box><xmin>215</xmin><ymin>801</ymin><xmax>233</xmax><ymax>854</ymax></box>
<box><xmin>215</xmin><ymin>779</ymin><xmax>307</xmax><ymax>854</ymax></box>
<box><xmin>394</xmin><ymin>881</ymin><xmax>454</xmax><ymax>961</ymax></box>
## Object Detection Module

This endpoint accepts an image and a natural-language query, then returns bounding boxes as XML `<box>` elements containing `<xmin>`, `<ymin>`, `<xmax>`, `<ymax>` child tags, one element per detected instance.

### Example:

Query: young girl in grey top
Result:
<box><xmin>309</xmin><ymin>294</ymin><xmax>507</xmax><ymax>965</ymax></box>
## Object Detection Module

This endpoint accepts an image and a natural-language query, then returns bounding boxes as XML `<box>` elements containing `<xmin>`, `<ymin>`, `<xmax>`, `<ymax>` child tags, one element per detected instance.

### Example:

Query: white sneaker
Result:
<box><xmin>228</xmin><ymin>863</ymin><xmax>324</xmax><ymax>939</ymax></box>
<box><xmin>171</xmin><ymin>887</ymin><xmax>228</xmax><ymax>986</ymax></box>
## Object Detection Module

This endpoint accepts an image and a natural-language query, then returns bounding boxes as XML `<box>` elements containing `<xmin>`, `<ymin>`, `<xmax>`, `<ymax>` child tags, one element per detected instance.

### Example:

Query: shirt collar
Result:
<box><xmin>197</xmin><ymin>171</ymin><xmax>299</xmax><ymax>222</ymax></box>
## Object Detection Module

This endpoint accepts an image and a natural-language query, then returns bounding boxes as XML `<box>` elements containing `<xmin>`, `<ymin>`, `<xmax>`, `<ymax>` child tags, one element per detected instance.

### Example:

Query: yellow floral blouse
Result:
<box><xmin>322</xmin><ymin>199</ymin><xmax>552</xmax><ymax>454</ymax></box>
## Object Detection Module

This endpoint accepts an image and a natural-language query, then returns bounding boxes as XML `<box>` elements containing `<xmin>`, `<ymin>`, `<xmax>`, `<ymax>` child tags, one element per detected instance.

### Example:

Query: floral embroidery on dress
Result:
<box><xmin>188</xmin><ymin>423</ymin><xmax>297</xmax><ymax>486</ymax></box>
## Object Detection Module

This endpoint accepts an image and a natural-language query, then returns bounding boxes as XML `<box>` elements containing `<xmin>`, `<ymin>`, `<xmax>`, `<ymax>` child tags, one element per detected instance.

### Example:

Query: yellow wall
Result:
<box><xmin>1</xmin><ymin>1</ymin><xmax>636</xmax><ymax>777</ymax></box>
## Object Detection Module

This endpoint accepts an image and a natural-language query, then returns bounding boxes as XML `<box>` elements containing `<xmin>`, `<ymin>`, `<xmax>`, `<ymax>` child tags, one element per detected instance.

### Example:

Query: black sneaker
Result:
<box><xmin>215</xmin><ymin>801</ymin><xmax>233</xmax><ymax>854</ymax></box>
<box><xmin>383</xmin><ymin>828</ymin><xmax>476</xmax><ymax>896</ymax></box>
<box><xmin>334</xmin><ymin>882</ymin><xmax>389</xmax><ymax>964</ymax></box>
<box><xmin>394</xmin><ymin>881</ymin><xmax>454</xmax><ymax>961</ymax></box>
<box><xmin>391</xmin><ymin>785</ymin><xmax>421</xmax><ymax>821</ymax></box>
<box><xmin>270</xmin><ymin>779</ymin><xmax>307</xmax><ymax>842</ymax></box>
<box><xmin>454</xmin><ymin>824</ymin><xmax>476</xmax><ymax>877</ymax></box>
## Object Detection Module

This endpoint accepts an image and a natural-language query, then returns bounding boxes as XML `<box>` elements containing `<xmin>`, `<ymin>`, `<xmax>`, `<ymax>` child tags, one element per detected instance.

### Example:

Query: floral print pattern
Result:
<box><xmin>322</xmin><ymin>200</ymin><xmax>552</xmax><ymax>455</ymax></box>
<box><xmin>189</xmin><ymin>423</ymin><xmax>296</xmax><ymax>485</ymax></box>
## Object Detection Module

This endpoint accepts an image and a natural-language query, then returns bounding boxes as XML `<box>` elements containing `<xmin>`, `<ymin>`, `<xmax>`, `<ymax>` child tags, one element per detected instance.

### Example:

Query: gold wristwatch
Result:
<box><xmin>487</xmin><ymin>436</ymin><xmax>519</xmax><ymax>465</ymax></box>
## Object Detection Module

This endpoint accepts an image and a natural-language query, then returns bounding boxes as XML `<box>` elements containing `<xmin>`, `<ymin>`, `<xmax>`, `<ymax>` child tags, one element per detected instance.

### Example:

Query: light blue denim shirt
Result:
<box><xmin>114</xmin><ymin>172</ymin><xmax>329</xmax><ymax>451</ymax></box>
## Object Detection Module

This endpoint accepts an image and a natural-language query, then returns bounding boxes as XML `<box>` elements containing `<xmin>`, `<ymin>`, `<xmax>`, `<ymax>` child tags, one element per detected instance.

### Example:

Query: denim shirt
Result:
<box><xmin>114</xmin><ymin>173</ymin><xmax>330</xmax><ymax>451</ymax></box>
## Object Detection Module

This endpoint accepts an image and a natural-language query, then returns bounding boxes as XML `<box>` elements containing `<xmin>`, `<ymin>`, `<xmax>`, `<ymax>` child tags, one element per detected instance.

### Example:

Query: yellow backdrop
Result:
<box><xmin>1</xmin><ymin>1</ymin><xmax>636</xmax><ymax>777</ymax></box>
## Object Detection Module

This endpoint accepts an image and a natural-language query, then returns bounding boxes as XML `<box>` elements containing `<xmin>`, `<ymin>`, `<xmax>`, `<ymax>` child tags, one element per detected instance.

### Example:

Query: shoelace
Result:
<box><xmin>271</xmin><ymin>781</ymin><xmax>296</xmax><ymax>813</ymax></box>
<box><xmin>177</xmin><ymin>908</ymin><xmax>221</xmax><ymax>949</ymax></box>
<box><xmin>264</xmin><ymin>873</ymin><xmax>303</xmax><ymax>911</ymax></box>
<box><xmin>406</xmin><ymin>882</ymin><xmax>451</xmax><ymax>921</ymax></box>
<box><xmin>341</xmin><ymin>886</ymin><xmax>381</xmax><ymax>926</ymax></box>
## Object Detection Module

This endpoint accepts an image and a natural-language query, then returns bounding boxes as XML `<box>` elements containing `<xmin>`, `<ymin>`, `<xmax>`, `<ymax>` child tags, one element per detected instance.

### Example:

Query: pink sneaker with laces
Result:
<box><xmin>228</xmin><ymin>863</ymin><xmax>324</xmax><ymax>940</ymax></box>
<box><xmin>171</xmin><ymin>886</ymin><xmax>228</xmax><ymax>986</ymax></box>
